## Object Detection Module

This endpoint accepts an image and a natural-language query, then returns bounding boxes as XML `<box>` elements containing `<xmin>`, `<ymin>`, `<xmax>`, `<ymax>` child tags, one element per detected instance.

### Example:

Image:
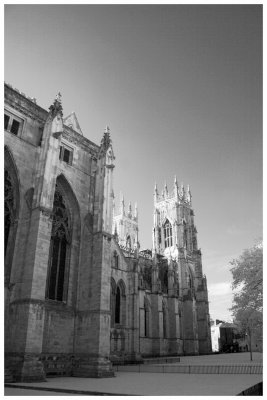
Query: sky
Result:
<box><xmin>4</xmin><ymin>4</ymin><xmax>262</xmax><ymax>321</ymax></box>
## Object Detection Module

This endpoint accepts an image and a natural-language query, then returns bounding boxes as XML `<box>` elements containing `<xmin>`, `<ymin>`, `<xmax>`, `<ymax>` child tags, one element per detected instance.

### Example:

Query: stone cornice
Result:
<box><xmin>5</xmin><ymin>84</ymin><xmax>48</xmax><ymax>124</ymax></box>
<box><xmin>5</xmin><ymin>83</ymin><xmax>101</xmax><ymax>156</ymax></box>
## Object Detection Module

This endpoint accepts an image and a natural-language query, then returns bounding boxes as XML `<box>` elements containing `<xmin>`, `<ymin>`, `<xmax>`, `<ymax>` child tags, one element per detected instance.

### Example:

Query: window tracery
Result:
<box><xmin>163</xmin><ymin>219</ymin><xmax>173</xmax><ymax>248</ymax></box>
<box><xmin>47</xmin><ymin>186</ymin><xmax>71</xmax><ymax>301</ymax></box>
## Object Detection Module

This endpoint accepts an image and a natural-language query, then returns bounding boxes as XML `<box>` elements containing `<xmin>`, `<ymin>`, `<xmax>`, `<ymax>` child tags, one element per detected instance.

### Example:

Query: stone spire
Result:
<box><xmin>179</xmin><ymin>182</ymin><xmax>184</xmax><ymax>198</ymax></box>
<box><xmin>120</xmin><ymin>193</ymin><xmax>125</xmax><ymax>215</ymax></box>
<box><xmin>164</xmin><ymin>181</ymin><xmax>168</xmax><ymax>197</ymax></box>
<box><xmin>134</xmin><ymin>202</ymin><xmax>138</xmax><ymax>221</ymax></box>
<box><xmin>128</xmin><ymin>201</ymin><xmax>132</xmax><ymax>218</ymax></box>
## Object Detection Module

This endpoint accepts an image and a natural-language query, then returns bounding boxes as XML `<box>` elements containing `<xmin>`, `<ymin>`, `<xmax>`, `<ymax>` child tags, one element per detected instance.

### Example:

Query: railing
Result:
<box><xmin>114</xmin><ymin>364</ymin><xmax>263</xmax><ymax>374</ymax></box>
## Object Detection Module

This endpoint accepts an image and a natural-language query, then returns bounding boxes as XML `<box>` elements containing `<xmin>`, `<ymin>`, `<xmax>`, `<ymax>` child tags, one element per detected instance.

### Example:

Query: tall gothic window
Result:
<box><xmin>126</xmin><ymin>235</ymin><xmax>131</xmax><ymax>249</ymax></box>
<box><xmin>115</xmin><ymin>286</ymin><xmax>121</xmax><ymax>324</ymax></box>
<box><xmin>4</xmin><ymin>170</ymin><xmax>15</xmax><ymax>256</ymax></box>
<box><xmin>144</xmin><ymin>300</ymin><xmax>150</xmax><ymax>337</ymax></box>
<box><xmin>163</xmin><ymin>219</ymin><xmax>173</xmax><ymax>248</ymax></box>
<box><xmin>47</xmin><ymin>186</ymin><xmax>71</xmax><ymax>301</ymax></box>
<box><xmin>113</xmin><ymin>251</ymin><xmax>119</xmax><ymax>269</ymax></box>
<box><xmin>110</xmin><ymin>279</ymin><xmax>116</xmax><ymax>327</ymax></box>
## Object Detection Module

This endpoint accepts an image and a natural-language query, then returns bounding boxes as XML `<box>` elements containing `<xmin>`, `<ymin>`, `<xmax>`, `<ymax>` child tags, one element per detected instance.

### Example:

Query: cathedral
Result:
<box><xmin>4</xmin><ymin>83</ymin><xmax>211</xmax><ymax>382</ymax></box>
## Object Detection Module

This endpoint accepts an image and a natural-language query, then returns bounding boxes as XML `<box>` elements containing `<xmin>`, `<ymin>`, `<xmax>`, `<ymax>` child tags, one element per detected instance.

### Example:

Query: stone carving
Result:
<box><xmin>84</xmin><ymin>212</ymin><xmax>94</xmax><ymax>233</ymax></box>
<box><xmin>24</xmin><ymin>187</ymin><xmax>34</xmax><ymax>209</ymax></box>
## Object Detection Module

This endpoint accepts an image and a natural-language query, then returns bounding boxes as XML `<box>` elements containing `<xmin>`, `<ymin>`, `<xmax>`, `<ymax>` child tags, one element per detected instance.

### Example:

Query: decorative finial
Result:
<box><xmin>55</xmin><ymin>92</ymin><xmax>62</xmax><ymax>103</ymax></box>
<box><xmin>99</xmin><ymin>125</ymin><xmax>111</xmax><ymax>154</ymax></box>
<box><xmin>114</xmin><ymin>223</ymin><xmax>118</xmax><ymax>242</ymax></box>
<box><xmin>120</xmin><ymin>193</ymin><xmax>125</xmax><ymax>214</ymax></box>
<box><xmin>134</xmin><ymin>202</ymin><xmax>138</xmax><ymax>219</ymax></box>
<box><xmin>49</xmin><ymin>91</ymin><xmax>63</xmax><ymax>118</ymax></box>
<box><xmin>128</xmin><ymin>201</ymin><xmax>132</xmax><ymax>217</ymax></box>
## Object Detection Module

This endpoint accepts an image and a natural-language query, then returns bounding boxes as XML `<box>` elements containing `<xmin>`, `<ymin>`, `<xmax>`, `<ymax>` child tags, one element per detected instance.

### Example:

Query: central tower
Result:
<box><xmin>153</xmin><ymin>177</ymin><xmax>198</xmax><ymax>259</ymax></box>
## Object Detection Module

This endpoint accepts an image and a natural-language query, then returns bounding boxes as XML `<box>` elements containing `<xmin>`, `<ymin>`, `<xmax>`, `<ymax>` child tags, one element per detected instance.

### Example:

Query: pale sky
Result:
<box><xmin>4</xmin><ymin>4</ymin><xmax>262</xmax><ymax>321</ymax></box>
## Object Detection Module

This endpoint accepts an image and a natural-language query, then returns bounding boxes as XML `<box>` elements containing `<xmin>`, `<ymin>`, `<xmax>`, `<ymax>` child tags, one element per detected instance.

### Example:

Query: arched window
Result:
<box><xmin>144</xmin><ymin>299</ymin><xmax>150</xmax><ymax>337</ymax></box>
<box><xmin>115</xmin><ymin>286</ymin><xmax>121</xmax><ymax>324</ymax></box>
<box><xmin>126</xmin><ymin>235</ymin><xmax>131</xmax><ymax>249</ymax></box>
<box><xmin>4</xmin><ymin>170</ymin><xmax>15</xmax><ymax>256</ymax></box>
<box><xmin>162</xmin><ymin>302</ymin><xmax>168</xmax><ymax>339</ymax></box>
<box><xmin>4</xmin><ymin>148</ymin><xmax>20</xmax><ymax>286</ymax></box>
<box><xmin>163</xmin><ymin>219</ymin><xmax>173</xmax><ymax>248</ymax></box>
<box><xmin>46</xmin><ymin>185</ymin><xmax>71</xmax><ymax>301</ymax></box>
<box><xmin>188</xmin><ymin>274</ymin><xmax>192</xmax><ymax>288</ymax></box>
<box><xmin>184</xmin><ymin>224</ymin><xmax>188</xmax><ymax>249</ymax></box>
<box><xmin>110</xmin><ymin>278</ymin><xmax>116</xmax><ymax>327</ymax></box>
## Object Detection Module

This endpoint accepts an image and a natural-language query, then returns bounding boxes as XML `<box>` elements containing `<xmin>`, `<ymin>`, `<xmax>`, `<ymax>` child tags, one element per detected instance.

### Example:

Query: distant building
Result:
<box><xmin>5</xmin><ymin>83</ymin><xmax>211</xmax><ymax>382</ymax></box>
<box><xmin>210</xmin><ymin>319</ymin><xmax>262</xmax><ymax>353</ymax></box>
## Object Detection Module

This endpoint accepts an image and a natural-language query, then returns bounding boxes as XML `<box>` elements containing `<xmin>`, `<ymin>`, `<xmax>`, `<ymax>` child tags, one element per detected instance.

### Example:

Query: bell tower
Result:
<box><xmin>153</xmin><ymin>178</ymin><xmax>197</xmax><ymax>260</ymax></box>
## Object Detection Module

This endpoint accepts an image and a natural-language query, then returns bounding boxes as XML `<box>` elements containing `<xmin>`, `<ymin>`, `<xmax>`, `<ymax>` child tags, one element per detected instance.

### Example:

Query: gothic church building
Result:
<box><xmin>4</xmin><ymin>83</ymin><xmax>211</xmax><ymax>381</ymax></box>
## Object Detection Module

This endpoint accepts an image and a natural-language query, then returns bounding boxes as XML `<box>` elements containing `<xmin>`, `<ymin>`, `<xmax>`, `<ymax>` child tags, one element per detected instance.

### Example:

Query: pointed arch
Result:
<box><xmin>56</xmin><ymin>173</ymin><xmax>81</xmax><ymax>229</ymax></box>
<box><xmin>117</xmin><ymin>279</ymin><xmax>126</xmax><ymax>296</ymax></box>
<box><xmin>46</xmin><ymin>174</ymin><xmax>81</xmax><ymax>303</ymax></box>
<box><xmin>4</xmin><ymin>146</ymin><xmax>20</xmax><ymax>285</ymax></box>
<box><xmin>126</xmin><ymin>234</ymin><xmax>131</xmax><ymax>249</ymax></box>
<box><xmin>111</xmin><ymin>279</ymin><xmax>126</xmax><ymax>326</ymax></box>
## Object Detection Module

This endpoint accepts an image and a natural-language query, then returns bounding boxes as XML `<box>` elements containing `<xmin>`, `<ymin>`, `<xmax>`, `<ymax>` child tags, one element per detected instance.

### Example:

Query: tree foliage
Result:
<box><xmin>229</xmin><ymin>241</ymin><xmax>263</xmax><ymax>358</ymax></box>
<box><xmin>230</xmin><ymin>241</ymin><xmax>263</xmax><ymax>315</ymax></box>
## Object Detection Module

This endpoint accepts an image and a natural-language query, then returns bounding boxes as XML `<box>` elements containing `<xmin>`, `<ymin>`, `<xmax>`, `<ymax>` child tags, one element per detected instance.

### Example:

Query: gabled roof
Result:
<box><xmin>63</xmin><ymin>112</ymin><xmax>83</xmax><ymax>135</ymax></box>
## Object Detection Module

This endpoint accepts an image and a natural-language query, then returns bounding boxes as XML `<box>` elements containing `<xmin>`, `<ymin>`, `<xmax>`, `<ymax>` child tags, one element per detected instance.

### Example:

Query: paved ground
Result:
<box><xmin>5</xmin><ymin>388</ymin><xmax>77</xmax><ymax>396</ymax></box>
<box><xmin>4</xmin><ymin>353</ymin><xmax>263</xmax><ymax>396</ymax></box>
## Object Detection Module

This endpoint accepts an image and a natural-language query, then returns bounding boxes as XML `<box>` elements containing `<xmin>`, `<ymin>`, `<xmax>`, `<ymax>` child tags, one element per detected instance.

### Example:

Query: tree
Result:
<box><xmin>230</xmin><ymin>241</ymin><xmax>263</xmax><ymax>360</ymax></box>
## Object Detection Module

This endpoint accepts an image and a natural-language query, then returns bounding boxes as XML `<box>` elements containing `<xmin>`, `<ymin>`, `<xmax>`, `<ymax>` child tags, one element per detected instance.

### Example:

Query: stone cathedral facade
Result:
<box><xmin>4</xmin><ymin>83</ymin><xmax>211</xmax><ymax>382</ymax></box>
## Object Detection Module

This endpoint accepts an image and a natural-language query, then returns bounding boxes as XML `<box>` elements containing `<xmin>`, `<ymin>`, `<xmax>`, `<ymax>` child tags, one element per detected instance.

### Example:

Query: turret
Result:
<box><xmin>120</xmin><ymin>193</ymin><xmax>125</xmax><ymax>215</ymax></box>
<box><xmin>174</xmin><ymin>175</ymin><xmax>179</xmax><ymax>199</ymax></box>
<box><xmin>134</xmin><ymin>202</ymin><xmax>138</xmax><ymax>221</ymax></box>
<box><xmin>186</xmin><ymin>184</ymin><xmax>192</xmax><ymax>205</ymax></box>
<box><xmin>154</xmin><ymin>183</ymin><xmax>158</xmax><ymax>204</ymax></box>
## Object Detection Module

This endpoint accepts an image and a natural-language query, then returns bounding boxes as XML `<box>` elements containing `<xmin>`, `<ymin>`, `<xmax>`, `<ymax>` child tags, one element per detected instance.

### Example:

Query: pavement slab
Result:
<box><xmin>6</xmin><ymin>372</ymin><xmax>263</xmax><ymax>396</ymax></box>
